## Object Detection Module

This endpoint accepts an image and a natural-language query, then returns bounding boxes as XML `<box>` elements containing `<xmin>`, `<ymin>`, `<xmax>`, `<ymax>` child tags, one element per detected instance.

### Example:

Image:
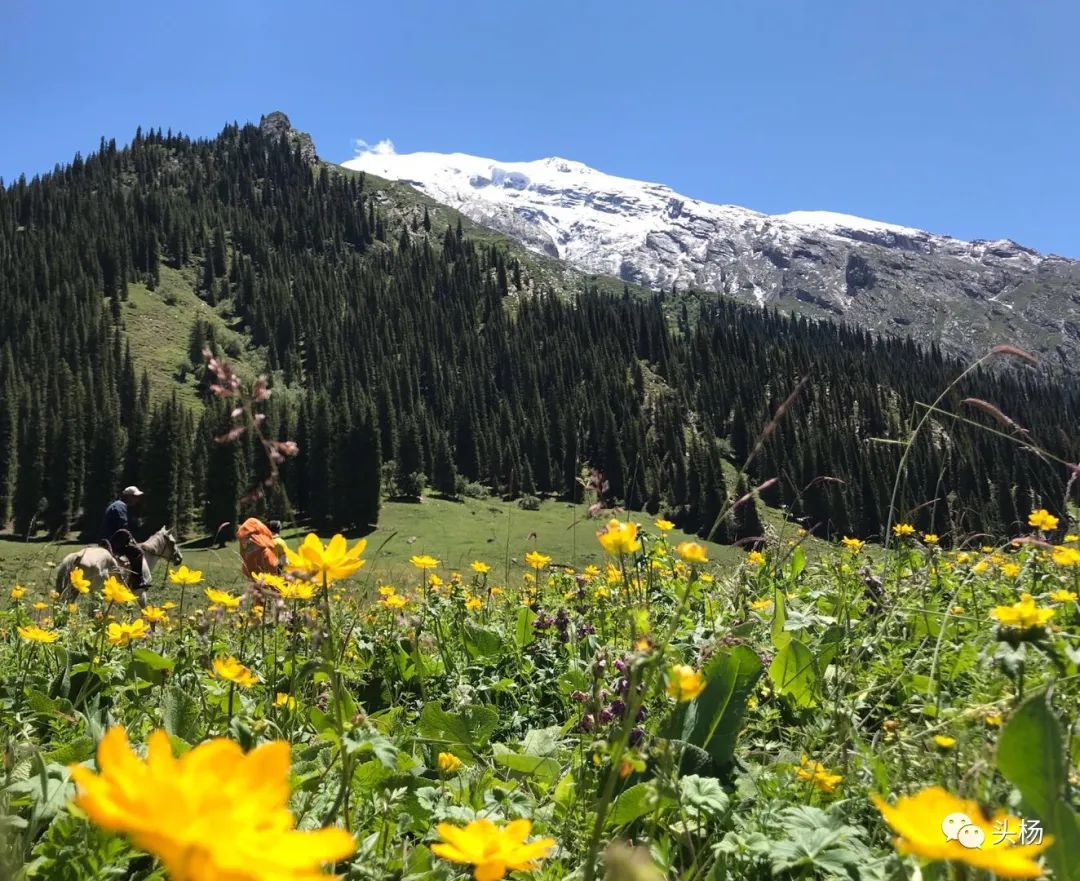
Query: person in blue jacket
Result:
<box><xmin>100</xmin><ymin>486</ymin><xmax>151</xmax><ymax>589</ymax></box>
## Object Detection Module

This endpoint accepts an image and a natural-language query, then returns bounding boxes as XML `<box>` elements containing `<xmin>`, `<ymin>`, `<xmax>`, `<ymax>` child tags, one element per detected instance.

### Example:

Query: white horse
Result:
<box><xmin>55</xmin><ymin>527</ymin><xmax>184</xmax><ymax>607</ymax></box>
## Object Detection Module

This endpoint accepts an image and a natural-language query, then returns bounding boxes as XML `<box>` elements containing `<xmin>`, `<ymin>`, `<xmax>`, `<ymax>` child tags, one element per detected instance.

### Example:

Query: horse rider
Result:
<box><xmin>101</xmin><ymin>486</ymin><xmax>152</xmax><ymax>590</ymax></box>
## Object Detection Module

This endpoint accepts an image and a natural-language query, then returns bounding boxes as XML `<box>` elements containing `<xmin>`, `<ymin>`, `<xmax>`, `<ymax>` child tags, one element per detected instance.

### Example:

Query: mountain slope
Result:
<box><xmin>343</xmin><ymin>150</ymin><xmax>1080</xmax><ymax>369</ymax></box>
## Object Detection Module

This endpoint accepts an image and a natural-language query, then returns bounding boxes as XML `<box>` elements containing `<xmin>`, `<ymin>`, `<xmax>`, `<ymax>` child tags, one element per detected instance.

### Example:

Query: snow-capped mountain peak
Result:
<box><xmin>342</xmin><ymin>148</ymin><xmax>1076</xmax><ymax>368</ymax></box>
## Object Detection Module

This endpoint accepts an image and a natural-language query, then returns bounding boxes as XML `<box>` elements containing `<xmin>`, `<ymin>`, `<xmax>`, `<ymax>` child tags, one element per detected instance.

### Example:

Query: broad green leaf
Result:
<box><xmin>161</xmin><ymin>685</ymin><xmax>201</xmax><ymax>742</ymax></box>
<box><xmin>417</xmin><ymin>702</ymin><xmax>499</xmax><ymax>758</ymax></box>
<box><xmin>771</xmin><ymin>590</ymin><xmax>791</xmax><ymax>649</ymax></box>
<box><xmin>492</xmin><ymin>745</ymin><xmax>560</xmax><ymax>781</ymax></box>
<box><xmin>668</xmin><ymin>645</ymin><xmax>763</xmax><ymax>769</ymax></box>
<box><xmin>996</xmin><ymin>692</ymin><xmax>1080</xmax><ymax>881</ymax></box>
<box><xmin>769</xmin><ymin>640</ymin><xmax>817</xmax><ymax>707</ymax></box>
<box><xmin>515</xmin><ymin>607</ymin><xmax>536</xmax><ymax>649</ymax></box>
<box><xmin>521</xmin><ymin>726</ymin><xmax>561</xmax><ymax>756</ymax></box>
<box><xmin>464</xmin><ymin>623</ymin><xmax>504</xmax><ymax>661</ymax></box>
<box><xmin>608</xmin><ymin>782</ymin><xmax>659</xmax><ymax>826</ymax></box>
<box><xmin>788</xmin><ymin>546</ymin><xmax>807</xmax><ymax>582</ymax></box>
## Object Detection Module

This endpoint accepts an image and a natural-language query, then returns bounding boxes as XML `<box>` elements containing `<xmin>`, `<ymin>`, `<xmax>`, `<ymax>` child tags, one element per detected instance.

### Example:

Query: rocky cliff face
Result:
<box><xmin>343</xmin><ymin>150</ymin><xmax>1080</xmax><ymax>371</ymax></box>
<box><xmin>260</xmin><ymin>111</ymin><xmax>318</xmax><ymax>164</ymax></box>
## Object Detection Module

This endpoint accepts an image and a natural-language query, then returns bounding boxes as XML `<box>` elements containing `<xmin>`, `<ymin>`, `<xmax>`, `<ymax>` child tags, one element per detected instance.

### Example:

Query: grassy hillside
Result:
<box><xmin>0</xmin><ymin>495</ymin><xmax>788</xmax><ymax>599</ymax></box>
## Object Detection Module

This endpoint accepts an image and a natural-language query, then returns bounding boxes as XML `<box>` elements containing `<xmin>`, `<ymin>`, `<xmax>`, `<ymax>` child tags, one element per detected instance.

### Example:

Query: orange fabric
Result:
<box><xmin>238</xmin><ymin>517</ymin><xmax>279</xmax><ymax>578</ymax></box>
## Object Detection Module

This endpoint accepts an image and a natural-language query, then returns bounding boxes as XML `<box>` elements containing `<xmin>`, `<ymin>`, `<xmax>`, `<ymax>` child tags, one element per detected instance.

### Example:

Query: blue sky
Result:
<box><xmin>3</xmin><ymin>0</ymin><xmax>1078</xmax><ymax>255</ymax></box>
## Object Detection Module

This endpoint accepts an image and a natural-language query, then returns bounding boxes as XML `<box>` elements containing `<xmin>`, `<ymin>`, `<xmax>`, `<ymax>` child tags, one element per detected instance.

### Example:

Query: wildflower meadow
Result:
<box><xmin>2</xmin><ymin>506</ymin><xmax>1079</xmax><ymax>881</ymax></box>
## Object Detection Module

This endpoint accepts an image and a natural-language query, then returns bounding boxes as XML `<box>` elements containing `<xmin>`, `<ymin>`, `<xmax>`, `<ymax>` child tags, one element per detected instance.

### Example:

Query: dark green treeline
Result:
<box><xmin>0</xmin><ymin>121</ymin><xmax>1076</xmax><ymax>543</ymax></box>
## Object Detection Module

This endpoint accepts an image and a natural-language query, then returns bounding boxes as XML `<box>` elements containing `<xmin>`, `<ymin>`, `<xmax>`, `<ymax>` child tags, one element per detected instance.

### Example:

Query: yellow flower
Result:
<box><xmin>699</xmin><ymin>573</ymin><xmax>714</xmax><ymax>583</ymax></box>
<box><xmin>892</xmin><ymin>523</ymin><xmax>915</xmax><ymax>537</ymax></box>
<box><xmin>277</xmin><ymin>581</ymin><xmax>315</xmax><ymax>601</ymax></box>
<box><xmin>991</xmin><ymin>593</ymin><xmax>1055</xmax><ymax>630</ymax></box>
<box><xmin>932</xmin><ymin>735</ymin><xmax>956</xmax><ymax>749</ymax></box>
<box><xmin>161</xmin><ymin>601</ymin><xmax>176</xmax><ymax>610</ymax></box>
<box><xmin>252</xmin><ymin>573</ymin><xmax>286</xmax><ymax>592</ymax></box>
<box><xmin>432</xmin><ymin>818</ymin><xmax>555</xmax><ymax>881</ymax></box>
<box><xmin>103</xmin><ymin>577</ymin><xmax>137</xmax><ymax>605</ymax></box>
<box><xmin>583</xmin><ymin>564</ymin><xmax>600</xmax><ymax>579</ymax></box>
<box><xmin>465</xmin><ymin>595</ymin><xmax>482</xmax><ymax>611</ymax></box>
<box><xmin>674</xmin><ymin>542</ymin><xmax>708</xmax><ymax>564</ymax></box>
<box><xmin>750</xmin><ymin>598</ymin><xmax>773</xmax><ymax>611</ymax></box>
<box><xmin>524</xmin><ymin>551</ymin><xmax>551</xmax><ymax>570</ymax></box>
<box><xmin>17</xmin><ymin>624</ymin><xmax>59</xmax><ymax>644</ymax></box>
<box><xmin>1064</xmin><ymin>533</ymin><xmax>1079</xmax><ymax>543</ymax></box>
<box><xmin>985</xmin><ymin>712</ymin><xmax>1003</xmax><ymax>727</ymax></box>
<box><xmin>142</xmin><ymin>606</ymin><xmax>168</xmax><ymax>623</ymax></box>
<box><xmin>999</xmin><ymin>562</ymin><xmax>1021</xmax><ymax>578</ymax></box>
<box><xmin>795</xmin><ymin>755</ymin><xmax>843</xmax><ymax>793</ymax></box>
<box><xmin>923</xmin><ymin>533</ymin><xmax>940</xmax><ymax>545</ymax></box>
<box><xmin>168</xmin><ymin>565</ymin><xmax>203</xmax><ymax>585</ymax></box>
<box><xmin>654</xmin><ymin>518</ymin><xmax>674</xmax><ymax>531</ymax></box>
<box><xmin>380</xmin><ymin>593</ymin><xmax>408</xmax><ymax>609</ymax></box>
<box><xmin>605</xmin><ymin>563</ymin><xmax>621</xmax><ymax>583</ymax></box>
<box><xmin>1049</xmin><ymin>589</ymin><xmax>1078</xmax><ymax>603</ymax></box>
<box><xmin>841</xmin><ymin>536</ymin><xmax>864</xmax><ymax>552</ymax></box>
<box><xmin>428</xmin><ymin>573</ymin><xmax>444</xmax><ymax>589</ymax></box>
<box><xmin>597</xmin><ymin>519</ymin><xmax>641</xmax><ymax>555</ymax></box>
<box><xmin>950</xmin><ymin>606</ymin><xmax>965</xmax><ymax>615</ymax></box>
<box><xmin>212</xmin><ymin>656</ymin><xmax>258</xmax><ymax>688</ymax></box>
<box><xmin>747</xmin><ymin>550</ymin><xmax>766</xmax><ymax>566</ymax></box>
<box><xmin>205</xmin><ymin>588</ymin><xmax>242</xmax><ymax>610</ymax></box>
<box><xmin>872</xmin><ymin>786</ymin><xmax>1051</xmax><ymax>878</ymax></box>
<box><xmin>32</xmin><ymin>601</ymin><xmax>48</xmax><ymax>611</ymax></box>
<box><xmin>69</xmin><ymin>727</ymin><xmax>354</xmax><ymax>880</ymax></box>
<box><xmin>10</xmin><ymin>584</ymin><xmax>26</xmax><ymax>600</ymax></box>
<box><xmin>69</xmin><ymin>568</ymin><xmax>91</xmax><ymax>594</ymax></box>
<box><xmin>666</xmin><ymin>664</ymin><xmax>705</xmax><ymax>701</ymax></box>
<box><xmin>470</xmin><ymin>561</ymin><xmax>491</xmax><ymax>574</ymax></box>
<box><xmin>1028</xmin><ymin>508</ymin><xmax>1059</xmax><ymax>531</ymax></box>
<box><xmin>1052</xmin><ymin>545</ymin><xmax>1080</xmax><ymax>568</ymax></box>
<box><xmin>286</xmin><ymin>534</ymin><xmax>366</xmax><ymax>582</ymax></box>
<box><xmin>273</xmin><ymin>692</ymin><xmax>296</xmax><ymax>710</ymax></box>
<box><xmin>972</xmin><ymin>560</ymin><xmax>989</xmax><ymax>574</ymax></box>
<box><xmin>409</xmin><ymin>554</ymin><xmax>439</xmax><ymax>570</ymax></box>
<box><xmin>594</xmin><ymin>585</ymin><xmax>610</xmax><ymax>600</ymax></box>
<box><xmin>437</xmin><ymin>752</ymin><xmax>463</xmax><ymax>773</ymax></box>
<box><xmin>107</xmin><ymin>619</ymin><xmax>150</xmax><ymax>646</ymax></box>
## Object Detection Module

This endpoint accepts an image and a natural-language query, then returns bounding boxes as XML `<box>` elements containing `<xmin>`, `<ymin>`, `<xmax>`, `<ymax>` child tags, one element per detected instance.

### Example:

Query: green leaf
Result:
<box><xmin>42</xmin><ymin>736</ymin><xmax>95</xmax><ymax>766</ymax></box>
<box><xmin>463</xmin><ymin>623</ymin><xmax>504</xmax><ymax>661</ymax></box>
<box><xmin>607</xmin><ymin>782</ymin><xmax>659</xmax><ymax>826</ymax></box>
<box><xmin>161</xmin><ymin>685</ymin><xmax>201</xmax><ymax>742</ymax></box>
<box><xmin>133</xmin><ymin>648</ymin><xmax>175</xmax><ymax>685</ymax></box>
<box><xmin>417</xmin><ymin>702</ymin><xmax>499</xmax><ymax>758</ymax></box>
<box><xmin>492</xmin><ymin>745</ymin><xmax>560</xmax><ymax>781</ymax></box>
<box><xmin>521</xmin><ymin>726</ymin><xmax>561</xmax><ymax>756</ymax></box>
<box><xmin>679</xmin><ymin>774</ymin><xmax>729</xmax><ymax>818</ymax></box>
<box><xmin>132</xmin><ymin>648</ymin><xmax>174</xmax><ymax>671</ymax></box>
<box><xmin>771</xmin><ymin>590</ymin><xmax>790</xmax><ymax>649</ymax></box>
<box><xmin>787</xmin><ymin>546</ymin><xmax>807</xmax><ymax>582</ymax></box>
<box><xmin>768</xmin><ymin>639</ymin><xmax>817</xmax><ymax>707</ymax></box>
<box><xmin>515</xmin><ymin>607</ymin><xmax>536</xmax><ymax>649</ymax></box>
<box><xmin>669</xmin><ymin>645</ymin><xmax>763</xmax><ymax>769</ymax></box>
<box><xmin>996</xmin><ymin>691</ymin><xmax>1080</xmax><ymax>881</ymax></box>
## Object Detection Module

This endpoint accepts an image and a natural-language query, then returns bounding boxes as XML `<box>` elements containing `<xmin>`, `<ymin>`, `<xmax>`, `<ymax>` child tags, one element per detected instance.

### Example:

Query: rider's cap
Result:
<box><xmin>122</xmin><ymin>485</ymin><xmax>144</xmax><ymax>498</ymax></box>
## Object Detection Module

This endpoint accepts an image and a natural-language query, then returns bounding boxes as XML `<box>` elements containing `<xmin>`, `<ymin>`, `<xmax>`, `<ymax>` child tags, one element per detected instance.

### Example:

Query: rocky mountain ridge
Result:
<box><xmin>343</xmin><ymin>148</ymin><xmax>1080</xmax><ymax>370</ymax></box>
